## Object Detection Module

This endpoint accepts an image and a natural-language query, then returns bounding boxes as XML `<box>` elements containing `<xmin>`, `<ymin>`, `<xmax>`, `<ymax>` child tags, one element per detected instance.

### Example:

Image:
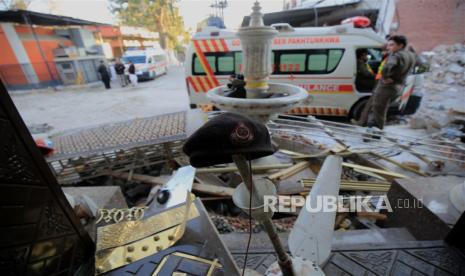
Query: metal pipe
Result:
<box><xmin>22</xmin><ymin>12</ymin><xmax>56</xmax><ymax>84</ymax></box>
<box><xmin>232</xmin><ymin>154</ymin><xmax>295</xmax><ymax>276</ymax></box>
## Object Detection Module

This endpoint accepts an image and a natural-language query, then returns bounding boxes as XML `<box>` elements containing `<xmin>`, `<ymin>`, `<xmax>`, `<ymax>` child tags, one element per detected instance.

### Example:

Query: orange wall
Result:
<box><xmin>15</xmin><ymin>25</ymin><xmax>56</xmax><ymax>35</ymax></box>
<box><xmin>0</xmin><ymin>26</ymin><xmax>27</xmax><ymax>84</ymax></box>
<box><xmin>16</xmin><ymin>25</ymin><xmax>72</xmax><ymax>82</ymax></box>
<box><xmin>2</xmin><ymin>24</ymin><xmax>119</xmax><ymax>86</ymax></box>
<box><xmin>22</xmin><ymin>40</ymin><xmax>63</xmax><ymax>81</ymax></box>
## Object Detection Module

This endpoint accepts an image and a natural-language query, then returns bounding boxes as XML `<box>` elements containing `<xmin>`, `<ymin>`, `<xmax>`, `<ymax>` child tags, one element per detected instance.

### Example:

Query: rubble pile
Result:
<box><xmin>211</xmin><ymin>214</ymin><xmax>296</xmax><ymax>234</ymax></box>
<box><xmin>423</xmin><ymin>43</ymin><xmax>465</xmax><ymax>86</ymax></box>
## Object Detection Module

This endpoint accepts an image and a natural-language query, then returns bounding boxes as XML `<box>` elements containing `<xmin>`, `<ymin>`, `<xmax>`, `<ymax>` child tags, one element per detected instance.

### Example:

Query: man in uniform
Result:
<box><xmin>114</xmin><ymin>58</ymin><xmax>127</xmax><ymax>87</ymax></box>
<box><xmin>97</xmin><ymin>60</ymin><xmax>111</xmax><ymax>89</ymax></box>
<box><xmin>353</xmin><ymin>35</ymin><xmax>415</xmax><ymax>134</ymax></box>
<box><xmin>355</xmin><ymin>48</ymin><xmax>376</xmax><ymax>92</ymax></box>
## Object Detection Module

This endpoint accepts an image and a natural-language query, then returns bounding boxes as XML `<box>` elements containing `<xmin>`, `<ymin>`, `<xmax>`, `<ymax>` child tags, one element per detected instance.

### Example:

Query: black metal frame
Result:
<box><xmin>0</xmin><ymin>79</ymin><xmax>94</xmax><ymax>275</ymax></box>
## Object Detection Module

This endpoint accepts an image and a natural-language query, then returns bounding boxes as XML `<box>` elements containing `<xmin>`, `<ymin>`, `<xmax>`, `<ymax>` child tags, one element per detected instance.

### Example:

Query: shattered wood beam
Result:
<box><xmin>342</xmin><ymin>162</ymin><xmax>408</xmax><ymax>179</ymax></box>
<box><xmin>195</xmin><ymin>163</ymin><xmax>292</xmax><ymax>174</ymax></box>
<box><xmin>192</xmin><ymin>183</ymin><xmax>235</xmax><ymax>197</ymax></box>
<box><xmin>302</xmin><ymin>116</ymin><xmax>401</xmax><ymax>182</ymax></box>
<box><xmin>369</xmin><ymin>151</ymin><xmax>428</xmax><ymax>177</ymax></box>
<box><xmin>383</xmin><ymin>136</ymin><xmax>432</xmax><ymax>165</ymax></box>
<box><xmin>356</xmin><ymin>211</ymin><xmax>387</xmax><ymax>221</ymax></box>
<box><xmin>174</xmin><ymin>157</ymin><xmax>230</xmax><ymax>187</ymax></box>
<box><xmin>110</xmin><ymin>171</ymin><xmax>167</xmax><ymax>185</ymax></box>
<box><xmin>301</xmin><ymin>179</ymin><xmax>390</xmax><ymax>193</ymax></box>
<box><xmin>353</xmin><ymin>168</ymin><xmax>387</xmax><ymax>181</ymax></box>
<box><xmin>267</xmin><ymin>161</ymin><xmax>310</xmax><ymax>182</ymax></box>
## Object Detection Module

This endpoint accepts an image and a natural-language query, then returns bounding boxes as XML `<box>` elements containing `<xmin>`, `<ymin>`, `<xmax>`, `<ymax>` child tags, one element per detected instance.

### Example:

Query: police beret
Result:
<box><xmin>183</xmin><ymin>113</ymin><xmax>275</xmax><ymax>168</ymax></box>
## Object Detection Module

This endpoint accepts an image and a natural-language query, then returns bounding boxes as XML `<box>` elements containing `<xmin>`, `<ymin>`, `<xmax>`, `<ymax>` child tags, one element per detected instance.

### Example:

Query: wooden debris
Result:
<box><xmin>401</xmin><ymin>161</ymin><xmax>421</xmax><ymax>172</ymax></box>
<box><xmin>383</xmin><ymin>136</ymin><xmax>433</xmax><ymax>166</ymax></box>
<box><xmin>192</xmin><ymin>182</ymin><xmax>235</xmax><ymax>197</ymax></box>
<box><xmin>301</xmin><ymin>179</ymin><xmax>391</xmax><ymax>193</ymax></box>
<box><xmin>369</xmin><ymin>152</ymin><xmax>427</xmax><ymax>176</ymax></box>
<box><xmin>268</xmin><ymin>161</ymin><xmax>310</xmax><ymax>182</ymax></box>
<box><xmin>353</xmin><ymin>168</ymin><xmax>387</xmax><ymax>181</ymax></box>
<box><xmin>356</xmin><ymin>211</ymin><xmax>387</xmax><ymax>221</ymax></box>
<box><xmin>110</xmin><ymin>171</ymin><xmax>167</xmax><ymax>185</ymax></box>
<box><xmin>175</xmin><ymin>156</ymin><xmax>230</xmax><ymax>187</ymax></box>
<box><xmin>196</xmin><ymin>163</ymin><xmax>292</xmax><ymax>174</ymax></box>
<box><xmin>342</xmin><ymin>162</ymin><xmax>408</xmax><ymax>179</ymax></box>
<box><xmin>335</xmin><ymin>213</ymin><xmax>349</xmax><ymax>230</ymax></box>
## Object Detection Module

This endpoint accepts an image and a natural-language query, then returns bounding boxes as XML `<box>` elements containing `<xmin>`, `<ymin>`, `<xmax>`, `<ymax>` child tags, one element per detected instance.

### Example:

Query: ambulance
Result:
<box><xmin>184</xmin><ymin>24</ymin><xmax>423</xmax><ymax>118</ymax></box>
<box><xmin>122</xmin><ymin>48</ymin><xmax>168</xmax><ymax>80</ymax></box>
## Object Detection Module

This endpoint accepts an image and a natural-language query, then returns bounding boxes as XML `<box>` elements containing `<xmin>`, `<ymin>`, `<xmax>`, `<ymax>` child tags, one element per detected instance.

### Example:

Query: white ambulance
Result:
<box><xmin>123</xmin><ymin>48</ymin><xmax>168</xmax><ymax>80</ymax></box>
<box><xmin>184</xmin><ymin>24</ymin><xmax>422</xmax><ymax>118</ymax></box>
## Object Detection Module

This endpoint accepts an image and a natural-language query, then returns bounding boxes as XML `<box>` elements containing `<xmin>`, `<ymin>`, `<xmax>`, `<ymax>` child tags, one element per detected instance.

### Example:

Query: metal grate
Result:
<box><xmin>50</xmin><ymin>112</ymin><xmax>186</xmax><ymax>160</ymax></box>
<box><xmin>47</xmin><ymin>112</ymin><xmax>187</xmax><ymax>184</ymax></box>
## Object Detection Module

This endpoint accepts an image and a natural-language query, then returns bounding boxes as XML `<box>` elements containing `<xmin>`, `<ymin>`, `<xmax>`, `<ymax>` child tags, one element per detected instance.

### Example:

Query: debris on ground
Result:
<box><xmin>39</xmin><ymin>110</ymin><xmax>465</xmax><ymax>239</ymax></box>
<box><xmin>423</xmin><ymin>43</ymin><xmax>465</xmax><ymax>86</ymax></box>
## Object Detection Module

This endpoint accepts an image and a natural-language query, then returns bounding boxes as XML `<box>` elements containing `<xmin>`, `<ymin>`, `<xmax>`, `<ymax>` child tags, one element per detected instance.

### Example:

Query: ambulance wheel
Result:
<box><xmin>190</xmin><ymin>104</ymin><xmax>197</xmax><ymax>109</ymax></box>
<box><xmin>349</xmin><ymin>98</ymin><xmax>368</xmax><ymax>121</ymax></box>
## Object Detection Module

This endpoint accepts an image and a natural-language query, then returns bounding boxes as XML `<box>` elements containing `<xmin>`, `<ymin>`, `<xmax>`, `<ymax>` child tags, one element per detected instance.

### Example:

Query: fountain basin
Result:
<box><xmin>207</xmin><ymin>83</ymin><xmax>308</xmax><ymax>123</ymax></box>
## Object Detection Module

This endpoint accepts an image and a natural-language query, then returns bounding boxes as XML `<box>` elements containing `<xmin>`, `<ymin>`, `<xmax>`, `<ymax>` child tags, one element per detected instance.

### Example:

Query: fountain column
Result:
<box><xmin>237</xmin><ymin>1</ymin><xmax>278</xmax><ymax>99</ymax></box>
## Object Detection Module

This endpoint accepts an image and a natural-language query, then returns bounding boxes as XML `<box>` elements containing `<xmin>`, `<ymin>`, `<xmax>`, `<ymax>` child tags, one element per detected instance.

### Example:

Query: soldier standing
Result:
<box><xmin>97</xmin><ymin>60</ymin><xmax>111</xmax><ymax>89</ymax></box>
<box><xmin>355</xmin><ymin>35</ymin><xmax>415</xmax><ymax>134</ymax></box>
<box><xmin>114</xmin><ymin>58</ymin><xmax>127</xmax><ymax>87</ymax></box>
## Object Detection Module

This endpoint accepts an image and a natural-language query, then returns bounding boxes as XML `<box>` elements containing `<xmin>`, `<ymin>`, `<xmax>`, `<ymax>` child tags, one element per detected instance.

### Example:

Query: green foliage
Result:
<box><xmin>109</xmin><ymin>0</ymin><xmax>190</xmax><ymax>51</ymax></box>
<box><xmin>2</xmin><ymin>0</ymin><xmax>32</xmax><ymax>10</ymax></box>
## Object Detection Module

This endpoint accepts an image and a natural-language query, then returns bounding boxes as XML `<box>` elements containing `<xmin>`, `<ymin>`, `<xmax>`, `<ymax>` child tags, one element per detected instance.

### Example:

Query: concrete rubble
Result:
<box><xmin>423</xmin><ymin>43</ymin><xmax>465</xmax><ymax>86</ymax></box>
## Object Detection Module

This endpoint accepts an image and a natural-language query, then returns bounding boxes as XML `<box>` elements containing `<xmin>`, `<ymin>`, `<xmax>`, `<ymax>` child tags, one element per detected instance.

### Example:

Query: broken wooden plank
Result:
<box><xmin>195</xmin><ymin>163</ymin><xmax>292</xmax><ymax>174</ymax></box>
<box><xmin>110</xmin><ymin>171</ymin><xmax>167</xmax><ymax>185</ymax></box>
<box><xmin>342</xmin><ymin>162</ymin><xmax>408</xmax><ymax>179</ymax></box>
<box><xmin>369</xmin><ymin>151</ymin><xmax>428</xmax><ymax>177</ymax></box>
<box><xmin>175</xmin><ymin>157</ymin><xmax>230</xmax><ymax>187</ymax></box>
<box><xmin>356</xmin><ymin>211</ymin><xmax>387</xmax><ymax>221</ymax></box>
<box><xmin>353</xmin><ymin>168</ymin><xmax>387</xmax><ymax>181</ymax></box>
<box><xmin>192</xmin><ymin>182</ymin><xmax>235</xmax><ymax>197</ymax></box>
<box><xmin>267</xmin><ymin>161</ymin><xmax>310</xmax><ymax>182</ymax></box>
<box><xmin>301</xmin><ymin>179</ymin><xmax>390</xmax><ymax>193</ymax></box>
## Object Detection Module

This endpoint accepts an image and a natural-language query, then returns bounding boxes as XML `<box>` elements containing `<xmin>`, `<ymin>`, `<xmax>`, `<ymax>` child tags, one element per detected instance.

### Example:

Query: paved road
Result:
<box><xmin>11</xmin><ymin>66</ymin><xmax>190</xmax><ymax>136</ymax></box>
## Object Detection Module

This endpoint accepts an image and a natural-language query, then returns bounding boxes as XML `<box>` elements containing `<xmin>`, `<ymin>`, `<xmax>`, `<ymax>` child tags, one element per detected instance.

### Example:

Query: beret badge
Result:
<box><xmin>230</xmin><ymin>123</ymin><xmax>254</xmax><ymax>146</ymax></box>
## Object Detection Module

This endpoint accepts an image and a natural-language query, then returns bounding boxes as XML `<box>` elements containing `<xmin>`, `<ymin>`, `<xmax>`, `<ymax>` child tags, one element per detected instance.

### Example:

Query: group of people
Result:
<box><xmin>353</xmin><ymin>35</ymin><xmax>416</xmax><ymax>137</ymax></box>
<box><xmin>97</xmin><ymin>58</ymin><xmax>138</xmax><ymax>90</ymax></box>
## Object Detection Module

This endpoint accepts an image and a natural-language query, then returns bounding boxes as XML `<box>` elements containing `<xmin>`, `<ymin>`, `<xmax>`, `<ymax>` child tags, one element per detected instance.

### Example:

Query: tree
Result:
<box><xmin>109</xmin><ymin>0</ymin><xmax>190</xmax><ymax>51</ymax></box>
<box><xmin>1</xmin><ymin>0</ymin><xmax>32</xmax><ymax>10</ymax></box>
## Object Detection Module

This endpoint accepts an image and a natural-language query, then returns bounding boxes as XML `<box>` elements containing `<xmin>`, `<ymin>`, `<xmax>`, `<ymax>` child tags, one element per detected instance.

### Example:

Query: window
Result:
<box><xmin>280</xmin><ymin>53</ymin><xmax>305</xmax><ymax>72</ymax></box>
<box><xmin>275</xmin><ymin>49</ymin><xmax>344</xmax><ymax>74</ymax></box>
<box><xmin>328</xmin><ymin>50</ymin><xmax>344</xmax><ymax>71</ymax></box>
<box><xmin>218</xmin><ymin>54</ymin><xmax>234</xmax><ymax>73</ymax></box>
<box><xmin>154</xmin><ymin>55</ymin><xmax>165</xmax><ymax>62</ymax></box>
<box><xmin>191</xmin><ymin>49</ymin><xmax>343</xmax><ymax>76</ymax></box>
<box><xmin>122</xmin><ymin>56</ymin><xmax>146</xmax><ymax>64</ymax></box>
<box><xmin>308</xmin><ymin>54</ymin><xmax>327</xmax><ymax>71</ymax></box>
<box><xmin>235</xmin><ymin>52</ymin><xmax>243</xmax><ymax>73</ymax></box>
<box><xmin>193</xmin><ymin>55</ymin><xmax>216</xmax><ymax>75</ymax></box>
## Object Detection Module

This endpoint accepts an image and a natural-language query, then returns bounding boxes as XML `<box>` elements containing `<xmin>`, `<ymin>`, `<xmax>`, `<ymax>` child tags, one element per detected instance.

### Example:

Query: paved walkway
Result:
<box><xmin>11</xmin><ymin>66</ymin><xmax>190</xmax><ymax>136</ymax></box>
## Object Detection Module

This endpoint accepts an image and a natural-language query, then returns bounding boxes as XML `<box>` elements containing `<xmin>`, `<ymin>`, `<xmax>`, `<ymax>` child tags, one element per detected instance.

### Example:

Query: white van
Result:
<box><xmin>123</xmin><ymin>48</ymin><xmax>168</xmax><ymax>80</ymax></box>
<box><xmin>184</xmin><ymin>24</ymin><xmax>423</xmax><ymax>118</ymax></box>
